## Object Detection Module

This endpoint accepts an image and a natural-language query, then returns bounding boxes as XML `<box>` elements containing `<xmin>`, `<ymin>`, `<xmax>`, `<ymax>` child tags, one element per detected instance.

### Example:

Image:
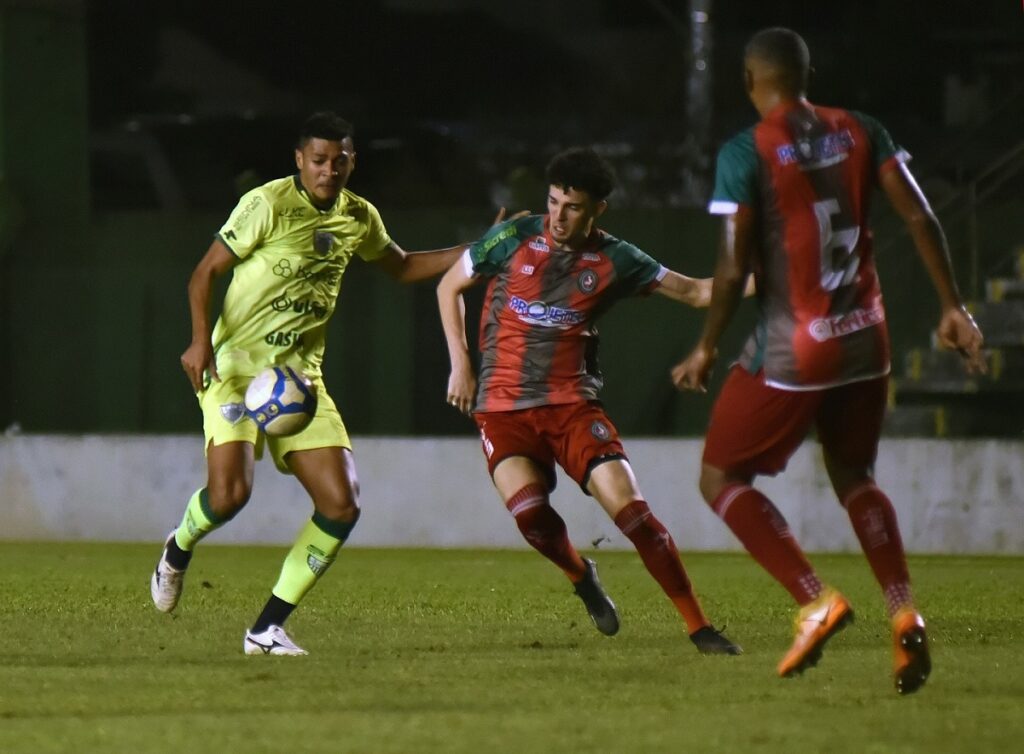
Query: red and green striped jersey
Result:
<box><xmin>466</xmin><ymin>214</ymin><xmax>666</xmax><ymax>412</ymax></box>
<box><xmin>710</xmin><ymin>101</ymin><xmax>908</xmax><ymax>390</ymax></box>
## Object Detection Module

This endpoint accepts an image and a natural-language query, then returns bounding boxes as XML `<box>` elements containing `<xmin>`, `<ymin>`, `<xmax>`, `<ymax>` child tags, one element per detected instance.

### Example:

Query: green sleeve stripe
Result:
<box><xmin>710</xmin><ymin>129</ymin><xmax>757</xmax><ymax>210</ymax></box>
<box><xmin>215</xmin><ymin>232</ymin><xmax>241</xmax><ymax>258</ymax></box>
<box><xmin>849</xmin><ymin>110</ymin><xmax>906</xmax><ymax>171</ymax></box>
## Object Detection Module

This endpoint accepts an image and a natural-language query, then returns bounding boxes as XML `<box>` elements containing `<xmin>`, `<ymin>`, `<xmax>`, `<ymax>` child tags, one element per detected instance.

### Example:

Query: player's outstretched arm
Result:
<box><xmin>655</xmin><ymin>271</ymin><xmax>712</xmax><ymax>307</ymax></box>
<box><xmin>671</xmin><ymin>207</ymin><xmax>756</xmax><ymax>392</ymax></box>
<box><xmin>373</xmin><ymin>241</ymin><xmax>467</xmax><ymax>283</ymax></box>
<box><xmin>374</xmin><ymin>208</ymin><xmax>527</xmax><ymax>284</ymax></box>
<box><xmin>880</xmin><ymin>163</ymin><xmax>985</xmax><ymax>374</ymax></box>
<box><xmin>437</xmin><ymin>257</ymin><xmax>480</xmax><ymax>415</ymax></box>
<box><xmin>656</xmin><ymin>270</ymin><xmax>755</xmax><ymax>308</ymax></box>
<box><xmin>180</xmin><ymin>239</ymin><xmax>237</xmax><ymax>392</ymax></box>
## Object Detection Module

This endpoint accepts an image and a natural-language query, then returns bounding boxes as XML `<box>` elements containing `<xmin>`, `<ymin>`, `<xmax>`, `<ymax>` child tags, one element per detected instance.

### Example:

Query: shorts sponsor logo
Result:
<box><xmin>528</xmin><ymin>238</ymin><xmax>549</xmax><ymax>253</ymax></box>
<box><xmin>273</xmin><ymin>259</ymin><xmax>294</xmax><ymax>278</ymax></box>
<box><xmin>590</xmin><ymin>421</ymin><xmax>611</xmax><ymax>441</ymax></box>
<box><xmin>220</xmin><ymin>402</ymin><xmax>247</xmax><ymax>425</ymax></box>
<box><xmin>508</xmin><ymin>295</ymin><xmax>585</xmax><ymax>327</ymax></box>
<box><xmin>577</xmin><ymin>269</ymin><xmax>598</xmax><ymax>293</ymax></box>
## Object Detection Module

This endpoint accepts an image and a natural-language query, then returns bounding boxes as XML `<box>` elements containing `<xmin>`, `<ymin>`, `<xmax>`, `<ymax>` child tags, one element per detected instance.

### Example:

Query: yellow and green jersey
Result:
<box><xmin>210</xmin><ymin>175</ymin><xmax>391</xmax><ymax>380</ymax></box>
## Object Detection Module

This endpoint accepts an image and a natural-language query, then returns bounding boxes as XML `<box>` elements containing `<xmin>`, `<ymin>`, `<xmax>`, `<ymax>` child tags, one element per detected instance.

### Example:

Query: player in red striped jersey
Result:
<box><xmin>672</xmin><ymin>27</ymin><xmax>985</xmax><ymax>693</ymax></box>
<box><xmin>438</xmin><ymin>147</ymin><xmax>742</xmax><ymax>655</ymax></box>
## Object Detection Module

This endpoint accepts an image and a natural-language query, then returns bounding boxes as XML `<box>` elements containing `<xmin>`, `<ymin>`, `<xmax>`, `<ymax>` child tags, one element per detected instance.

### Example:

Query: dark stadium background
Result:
<box><xmin>2</xmin><ymin>0</ymin><xmax>1021</xmax><ymax>436</ymax></box>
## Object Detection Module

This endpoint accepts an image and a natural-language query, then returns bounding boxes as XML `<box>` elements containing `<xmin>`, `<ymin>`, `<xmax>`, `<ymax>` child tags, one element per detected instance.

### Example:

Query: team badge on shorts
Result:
<box><xmin>220</xmin><ymin>402</ymin><xmax>247</xmax><ymax>425</ymax></box>
<box><xmin>590</xmin><ymin>420</ymin><xmax>611</xmax><ymax>441</ymax></box>
<box><xmin>577</xmin><ymin>269</ymin><xmax>598</xmax><ymax>293</ymax></box>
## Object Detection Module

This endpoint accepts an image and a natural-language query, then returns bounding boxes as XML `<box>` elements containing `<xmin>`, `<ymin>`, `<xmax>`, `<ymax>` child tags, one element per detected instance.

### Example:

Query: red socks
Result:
<box><xmin>506</xmin><ymin>483</ymin><xmax>587</xmax><ymax>581</ymax></box>
<box><xmin>711</xmin><ymin>485</ymin><xmax>823</xmax><ymax>605</ymax></box>
<box><xmin>614</xmin><ymin>500</ymin><xmax>709</xmax><ymax>633</ymax></box>
<box><xmin>843</xmin><ymin>483</ymin><xmax>913</xmax><ymax>616</ymax></box>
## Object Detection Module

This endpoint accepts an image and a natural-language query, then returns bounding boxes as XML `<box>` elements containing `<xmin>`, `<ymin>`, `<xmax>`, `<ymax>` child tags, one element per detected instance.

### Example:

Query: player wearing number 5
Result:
<box><xmin>671</xmin><ymin>28</ymin><xmax>984</xmax><ymax>694</ymax></box>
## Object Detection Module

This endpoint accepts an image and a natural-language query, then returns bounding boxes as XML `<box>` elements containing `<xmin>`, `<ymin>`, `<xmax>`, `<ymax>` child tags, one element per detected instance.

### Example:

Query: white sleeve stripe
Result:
<box><xmin>708</xmin><ymin>200</ymin><xmax>739</xmax><ymax>215</ymax></box>
<box><xmin>460</xmin><ymin>247</ymin><xmax>475</xmax><ymax>276</ymax></box>
<box><xmin>655</xmin><ymin>265</ymin><xmax>669</xmax><ymax>282</ymax></box>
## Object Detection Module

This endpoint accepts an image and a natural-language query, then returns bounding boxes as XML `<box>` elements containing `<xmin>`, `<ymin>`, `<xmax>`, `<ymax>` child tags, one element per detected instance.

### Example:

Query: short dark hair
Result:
<box><xmin>745</xmin><ymin>27</ymin><xmax>810</xmax><ymax>92</ymax></box>
<box><xmin>545</xmin><ymin>147</ymin><xmax>616</xmax><ymax>201</ymax></box>
<box><xmin>297</xmin><ymin>111</ymin><xmax>353</xmax><ymax>148</ymax></box>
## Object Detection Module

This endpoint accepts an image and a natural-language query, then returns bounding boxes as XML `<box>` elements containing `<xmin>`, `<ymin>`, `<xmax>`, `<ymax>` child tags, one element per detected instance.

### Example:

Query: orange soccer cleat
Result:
<box><xmin>777</xmin><ymin>588</ymin><xmax>854</xmax><ymax>678</ymax></box>
<box><xmin>892</xmin><ymin>608</ymin><xmax>931</xmax><ymax>695</ymax></box>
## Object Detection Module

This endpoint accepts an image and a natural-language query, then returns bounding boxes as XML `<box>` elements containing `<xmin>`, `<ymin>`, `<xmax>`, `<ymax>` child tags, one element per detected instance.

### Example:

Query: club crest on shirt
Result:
<box><xmin>314</xmin><ymin>230</ymin><xmax>335</xmax><ymax>255</ymax></box>
<box><xmin>577</xmin><ymin>269</ymin><xmax>598</xmax><ymax>293</ymax></box>
<box><xmin>590</xmin><ymin>420</ymin><xmax>611</xmax><ymax>441</ymax></box>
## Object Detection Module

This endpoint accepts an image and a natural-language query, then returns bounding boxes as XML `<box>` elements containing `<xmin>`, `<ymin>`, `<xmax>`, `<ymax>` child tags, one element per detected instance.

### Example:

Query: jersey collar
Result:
<box><xmin>292</xmin><ymin>174</ymin><xmax>344</xmax><ymax>214</ymax></box>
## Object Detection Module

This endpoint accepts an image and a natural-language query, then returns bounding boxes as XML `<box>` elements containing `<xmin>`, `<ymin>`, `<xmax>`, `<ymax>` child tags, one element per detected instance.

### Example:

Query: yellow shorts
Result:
<box><xmin>198</xmin><ymin>374</ymin><xmax>351</xmax><ymax>473</ymax></box>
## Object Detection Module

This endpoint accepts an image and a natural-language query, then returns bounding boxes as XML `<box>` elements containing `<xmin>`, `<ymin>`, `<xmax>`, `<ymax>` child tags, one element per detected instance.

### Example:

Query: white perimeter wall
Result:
<box><xmin>1</xmin><ymin>435</ymin><xmax>1021</xmax><ymax>554</ymax></box>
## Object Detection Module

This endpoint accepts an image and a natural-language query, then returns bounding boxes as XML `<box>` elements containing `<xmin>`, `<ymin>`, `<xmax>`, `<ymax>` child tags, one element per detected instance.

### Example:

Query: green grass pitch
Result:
<box><xmin>1</xmin><ymin>543</ymin><xmax>1020</xmax><ymax>753</ymax></box>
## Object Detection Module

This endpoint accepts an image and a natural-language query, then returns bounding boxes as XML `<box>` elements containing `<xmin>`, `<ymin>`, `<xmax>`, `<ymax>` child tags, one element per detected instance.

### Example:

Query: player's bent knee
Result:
<box><xmin>698</xmin><ymin>467</ymin><xmax>728</xmax><ymax>506</ymax></box>
<box><xmin>206</xmin><ymin>480</ymin><xmax>252</xmax><ymax>520</ymax></box>
<box><xmin>315</xmin><ymin>495</ymin><xmax>360</xmax><ymax>523</ymax></box>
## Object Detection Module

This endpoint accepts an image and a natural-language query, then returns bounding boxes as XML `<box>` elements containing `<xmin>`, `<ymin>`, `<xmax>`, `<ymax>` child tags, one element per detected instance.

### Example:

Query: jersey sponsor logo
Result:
<box><xmin>278</xmin><ymin>207</ymin><xmax>305</xmax><ymax>218</ymax></box>
<box><xmin>264</xmin><ymin>330</ymin><xmax>306</xmax><ymax>347</ymax></box>
<box><xmin>296</xmin><ymin>263</ymin><xmax>342</xmax><ymax>287</ymax></box>
<box><xmin>508</xmin><ymin>295</ymin><xmax>586</xmax><ymax>327</ymax></box>
<box><xmin>520</xmin><ymin>264</ymin><xmax>535</xmax><ymax>275</ymax></box>
<box><xmin>232</xmin><ymin>194</ymin><xmax>263</xmax><ymax>230</ymax></box>
<box><xmin>577</xmin><ymin>269</ymin><xmax>598</xmax><ymax>293</ymax></box>
<box><xmin>590</xmin><ymin>420</ymin><xmax>611</xmax><ymax>441</ymax></box>
<box><xmin>581</xmin><ymin>252</ymin><xmax>600</xmax><ymax>262</ymax></box>
<box><xmin>776</xmin><ymin>129</ymin><xmax>855</xmax><ymax>169</ymax></box>
<box><xmin>481</xmin><ymin>225</ymin><xmax>518</xmax><ymax>254</ymax></box>
<box><xmin>273</xmin><ymin>259</ymin><xmax>294</xmax><ymax>278</ymax></box>
<box><xmin>528</xmin><ymin>237</ymin><xmax>550</xmax><ymax>253</ymax></box>
<box><xmin>807</xmin><ymin>300</ymin><xmax>885</xmax><ymax>342</ymax></box>
<box><xmin>271</xmin><ymin>294</ymin><xmax>328</xmax><ymax>319</ymax></box>
<box><xmin>314</xmin><ymin>230</ymin><xmax>335</xmax><ymax>255</ymax></box>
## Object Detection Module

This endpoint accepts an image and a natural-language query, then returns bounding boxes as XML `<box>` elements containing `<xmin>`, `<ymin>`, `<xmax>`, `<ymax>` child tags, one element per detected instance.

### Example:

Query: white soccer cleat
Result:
<box><xmin>150</xmin><ymin>529</ymin><xmax>186</xmax><ymax>613</ymax></box>
<box><xmin>244</xmin><ymin>624</ymin><xmax>308</xmax><ymax>656</ymax></box>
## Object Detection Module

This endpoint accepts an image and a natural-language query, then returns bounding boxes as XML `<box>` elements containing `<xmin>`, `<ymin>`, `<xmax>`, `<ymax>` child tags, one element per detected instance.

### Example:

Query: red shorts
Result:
<box><xmin>703</xmin><ymin>366</ymin><xmax>888</xmax><ymax>477</ymax></box>
<box><xmin>474</xmin><ymin>402</ymin><xmax>626</xmax><ymax>493</ymax></box>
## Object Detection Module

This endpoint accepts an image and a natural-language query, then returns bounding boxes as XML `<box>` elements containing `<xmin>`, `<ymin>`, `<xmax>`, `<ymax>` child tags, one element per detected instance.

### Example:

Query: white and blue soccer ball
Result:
<box><xmin>244</xmin><ymin>366</ymin><xmax>318</xmax><ymax>437</ymax></box>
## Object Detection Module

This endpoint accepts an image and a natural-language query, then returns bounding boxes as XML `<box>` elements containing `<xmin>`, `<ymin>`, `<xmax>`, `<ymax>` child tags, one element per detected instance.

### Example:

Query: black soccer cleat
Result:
<box><xmin>573</xmin><ymin>558</ymin><xmax>620</xmax><ymax>636</ymax></box>
<box><xmin>690</xmin><ymin>625</ymin><xmax>743</xmax><ymax>655</ymax></box>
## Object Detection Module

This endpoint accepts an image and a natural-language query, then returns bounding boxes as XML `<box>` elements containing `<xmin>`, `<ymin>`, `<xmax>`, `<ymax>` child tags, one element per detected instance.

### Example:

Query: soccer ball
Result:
<box><xmin>243</xmin><ymin>366</ymin><xmax>318</xmax><ymax>437</ymax></box>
